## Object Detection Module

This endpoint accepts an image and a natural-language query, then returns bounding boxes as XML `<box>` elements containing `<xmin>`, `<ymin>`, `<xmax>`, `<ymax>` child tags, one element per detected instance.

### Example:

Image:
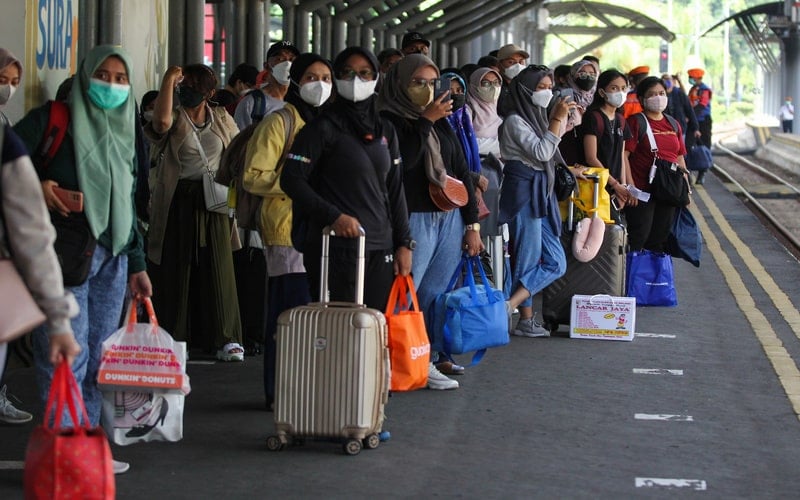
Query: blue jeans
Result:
<box><xmin>510</xmin><ymin>202</ymin><xmax>566</xmax><ymax>307</ymax></box>
<box><xmin>32</xmin><ymin>245</ymin><xmax>128</xmax><ymax>426</ymax></box>
<box><xmin>409</xmin><ymin>210</ymin><xmax>464</xmax><ymax>341</ymax></box>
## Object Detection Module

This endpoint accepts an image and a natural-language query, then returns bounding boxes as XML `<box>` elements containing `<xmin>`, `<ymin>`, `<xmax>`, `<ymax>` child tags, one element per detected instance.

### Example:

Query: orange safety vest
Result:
<box><xmin>622</xmin><ymin>91</ymin><xmax>642</xmax><ymax>119</ymax></box>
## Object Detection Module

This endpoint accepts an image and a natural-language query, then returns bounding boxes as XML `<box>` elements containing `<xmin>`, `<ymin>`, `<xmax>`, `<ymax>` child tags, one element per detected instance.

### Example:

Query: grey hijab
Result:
<box><xmin>377</xmin><ymin>54</ymin><xmax>447</xmax><ymax>188</ymax></box>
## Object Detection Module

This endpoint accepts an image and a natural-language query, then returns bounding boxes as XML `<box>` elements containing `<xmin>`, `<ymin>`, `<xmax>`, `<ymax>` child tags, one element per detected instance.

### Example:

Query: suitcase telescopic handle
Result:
<box><xmin>320</xmin><ymin>226</ymin><xmax>366</xmax><ymax>306</ymax></box>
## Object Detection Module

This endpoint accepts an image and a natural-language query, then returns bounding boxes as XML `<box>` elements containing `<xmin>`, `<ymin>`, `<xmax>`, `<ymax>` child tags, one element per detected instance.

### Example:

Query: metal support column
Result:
<box><xmin>347</xmin><ymin>23</ymin><xmax>361</xmax><ymax>48</ymax></box>
<box><xmin>168</xmin><ymin>0</ymin><xmax>186</xmax><ymax>66</ymax></box>
<box><xmin>233</xmin><ymin>0</ymin><xmax>248</xmax><ymax>67</ymax></box>
<box><xmin>786</xmin><ymin>33</ymin><xmax>800</xmax><ymax>133</ymax></box>
<box><xmin>247</xmin><ymin>0</ymin><xmax>265</xmax><ymax>67</ymax></box>
<box><xmin>361</xmin><ymin>27</ymin><xmax>374</xmax><ymax>50</ymax></box>
<box><xmin>284</xmin><ymin>6</ymin><xmax>296</xmax><ymax>44</ymax></box>
<box><xmin>296</xmin><ymin>9</ymin><xmax>310</xmax><ymax>52</ymax></box>
<box><xmin>185</xmin><ymin>0</ymin><xmax>205</xmax><ymax>64</ymax></box>
<box><xmin>78</xmin><ymin>0</ymin><xmax>97</xmax><ymax>58</ymax></box>
<box><xmin>99</xmin><ymin>0</ymin><xmax>123</xmax><ymax>45</ymax></box>
<box><xmin>333</xmin><ymin>20</ymin><xmax>347</xmax><ymax>55</ymax></box>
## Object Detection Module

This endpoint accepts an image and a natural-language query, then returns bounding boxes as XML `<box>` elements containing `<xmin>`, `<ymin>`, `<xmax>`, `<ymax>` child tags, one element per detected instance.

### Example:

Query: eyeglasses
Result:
<box><xmin>409</xmin><ymin>77</ymin><xmax>440</xmax><ymax>89</ymax></box>
<box><xmin>576</xmin><ymin>71</ymin><xmax>596</xmax><ymax>78</ymax></box>
<box><xmin>338</xmin><ymin>69</ymin><xmax>376</xmax><ymax>81</ymax></box>
<box><xmin>480</xmin><ymin>80</ymin><xmax>501</xmax><ymax>88</ymax></box>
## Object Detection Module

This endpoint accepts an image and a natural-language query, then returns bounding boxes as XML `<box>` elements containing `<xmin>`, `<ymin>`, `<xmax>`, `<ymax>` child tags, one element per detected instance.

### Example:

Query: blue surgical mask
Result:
<box><xmin>87</xmin><ymin>78</ymin><xmax>130</xmax><ymax>109</ymax></box>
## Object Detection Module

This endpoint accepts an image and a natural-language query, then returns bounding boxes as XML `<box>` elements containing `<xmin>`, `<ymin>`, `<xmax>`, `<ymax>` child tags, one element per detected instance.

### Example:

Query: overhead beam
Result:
<box><xmin>383</xmin><ymin>0</ymin><xmax>465</xmax><ymax>35</ymax></box>
<box><xmin>418</xmin><ymin>0</ymin><xmax>516</xmax><ymax>40</ymax></box>
<box><xmin>446</xmin><ymin>0</ymin><xmax>541</xmax><ymax>45</ymax></box>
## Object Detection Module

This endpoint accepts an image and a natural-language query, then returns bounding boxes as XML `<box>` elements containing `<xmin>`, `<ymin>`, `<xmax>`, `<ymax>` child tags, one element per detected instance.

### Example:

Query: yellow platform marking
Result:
<box><xmin>694</xmin><ymin>188</ymin><xmax>800</xmax><ymax>420</ymax></box>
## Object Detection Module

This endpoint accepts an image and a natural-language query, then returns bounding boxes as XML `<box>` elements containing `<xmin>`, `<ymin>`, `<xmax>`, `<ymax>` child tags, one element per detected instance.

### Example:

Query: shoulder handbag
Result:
<box><xmin>186</xmin><ymin>109</ymin><xmax>229</xmax><ymax>215</ymax></box>
<box><xmin>25</xmin><ymin>361</ymin><xmax>115</xmax><ymax>499</ymax></box>
<box><xmin>0</xmin><ymin>128</ymin><xmax>46</xmax><ymax>341</ymax></box>
<box><xmin>553</xmin><ymin>163</ymin><xmax>576</xmax><ymax>202</ymax></box>
<box><xmin>32</xmin><ymin>100</ymin><xmax>97</xmax><ymax>287</ymax></box>
<box><xmin>642</xmin><ymin>116</ymin><xmax>691</xmax><ymax>207</ymax></box>
<box><xmin>432</xmin><ymin>253</ymin><xmax>509</xmax><ymax>365</ymax></box>
<box><xmin>685</xmin><ymin>144</ymin><xmax>713</xmax><ymax>172</ymax></box>
<box><xmin>384</xmin><ymin>275</ymin><xmax>430</xmax><ymax>391</ymax></box>
<box><xmin>429</xmin><ymin>174</ymin><xmax>469</xmax><ymax>211</ymax></box>
<box><xmin>666</xmin><ymin>206</ymin><xmax>702</xmax><ymax>267</ymax></box>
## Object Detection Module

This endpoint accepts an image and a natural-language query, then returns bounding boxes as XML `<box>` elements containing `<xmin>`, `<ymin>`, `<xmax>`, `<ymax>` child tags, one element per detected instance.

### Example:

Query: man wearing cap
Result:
<box><xmin>622</xmin><ymin>66</ymin><xmax>650</xmax><ymax>118</ymax></box>
<box><xmin>401</xmin><ymin>32</ymin><xmax>430</xmax><ymax>56</ymax></box>
<box><xmin>687</xmin><ymin>68</ymin><xmax>712</xmax><ymax>148</ymax></box>
<box><xmin>233</xmin><ymin>41</ymin><xmax>299</xmax><ymax>130</ymax></box>
<box><xmin>497</xmin><ymin>43</ymin><xmax>529</xmax><ymax>83</ymax></box>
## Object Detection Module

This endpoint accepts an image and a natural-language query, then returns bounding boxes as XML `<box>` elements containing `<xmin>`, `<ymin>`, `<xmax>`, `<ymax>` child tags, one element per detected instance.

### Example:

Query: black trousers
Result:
<box><xmin>624</xmin><ymin>199</ymin><xmax>677</xmax><ymax>252</ymax></box>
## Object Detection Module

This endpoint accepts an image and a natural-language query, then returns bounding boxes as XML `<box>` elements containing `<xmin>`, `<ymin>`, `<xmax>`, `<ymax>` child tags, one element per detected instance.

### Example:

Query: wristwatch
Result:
<box><xmin>400</xmin><ymin>238</ymin><xmax>416</xmax><ymax>251</ymax></box>
<box><xmin>466</xmin><ymin>223</ymin><xmax>481</xmax><ymax>232</ymax></box>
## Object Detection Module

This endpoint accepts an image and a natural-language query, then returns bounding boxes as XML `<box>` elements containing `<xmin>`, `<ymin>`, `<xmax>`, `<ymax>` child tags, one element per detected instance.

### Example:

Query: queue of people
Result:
<box><xmin>1</xmin><ymin>35</ymin><xmax>701</xmax><ymax>476</ymax></box>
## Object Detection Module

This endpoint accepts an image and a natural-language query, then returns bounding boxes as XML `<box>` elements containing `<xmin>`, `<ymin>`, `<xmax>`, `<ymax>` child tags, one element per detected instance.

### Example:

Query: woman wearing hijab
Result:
<box><xmin>14</xmin><ymin>45</ymin><xmax>152</xmax><ymax>474</ymax></box>
<box><xmin>0</xmin><ymin>49</ymin><xmax>22</xmax><ymax>126</ymax></box>
<box><xmin>145</xmin><ymin>64</ymin><xmax>244</xmax><ymax>362</ymax></box>
<box><xmin>378</xmin><ymin>54</ymin><xmax>483</xmax><ymax>387</ymax></box>
<box><xmin>280</xmin><ymin>47</ymin><xmax>412</xmax><ymax>313</ymax></box>
<box><xmin>243</xmin><ymin>52</ymin><xmax>333</xmax><ymax>410</ymax></box>
<box><xmin>498</xmin><ymin>65</ymin><xmax>575</xmax><ymax>338</ymax></box>
<box><xmin>466</xmin><ymin>67</ymin><xmax>504</xmax><ymax>158</ymax></box>
<box><xmin>556</xmin><ymin>59</ymin><xmax>599</xmax><ymax>166</ymax></box>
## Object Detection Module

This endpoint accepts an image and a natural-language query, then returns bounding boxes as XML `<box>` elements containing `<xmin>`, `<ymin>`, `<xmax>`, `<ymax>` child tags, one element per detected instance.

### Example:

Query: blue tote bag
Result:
<box><xmin>685</xmin><ymin>145</ymin><xmax>713</xmax><ymax>172</ymax></box>
<box><xmin>667</xmin><ymin>207</ymin><xmax>702</xmax><ymax>268</ymax></box>
<box><xmin>626</xmin><ymin>250</ymin><xmax>678</xmax><ymax>307</ymax></box>
<box><xmin>432</xmin><ymin>254</ymin><xmax>509</xmax><ymax>365</ymax></box>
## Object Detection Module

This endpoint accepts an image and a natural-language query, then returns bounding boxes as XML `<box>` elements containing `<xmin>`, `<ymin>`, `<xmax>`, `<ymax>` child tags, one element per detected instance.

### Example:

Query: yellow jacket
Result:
<box><xmin>243</xmin><ymin>103</ymin><xmax>303</xmax><ymax>246</ymax></box>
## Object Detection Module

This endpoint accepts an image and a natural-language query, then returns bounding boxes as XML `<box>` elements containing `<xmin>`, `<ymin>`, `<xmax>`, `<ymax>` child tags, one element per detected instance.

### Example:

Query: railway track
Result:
<box><xmin>710</xmin><ymin>145</ymin><xmax>800</xmax><ymax>257</ymax></box>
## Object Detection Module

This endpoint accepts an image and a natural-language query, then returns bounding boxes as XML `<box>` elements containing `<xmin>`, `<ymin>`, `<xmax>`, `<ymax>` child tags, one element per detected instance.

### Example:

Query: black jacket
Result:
<box><xmin>380</xmin><ymin>112</ymin><xmax>478</xmax><ymax>224</ymax></box>
<box><xmin>281</xmin><ymin>111</ymin><xmax>410</xmax><ymax>251</ymax></box>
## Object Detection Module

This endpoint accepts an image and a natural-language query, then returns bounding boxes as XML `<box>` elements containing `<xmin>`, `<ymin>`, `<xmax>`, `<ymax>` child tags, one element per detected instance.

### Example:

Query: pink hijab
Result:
<box><xmin>466</xmin><ymin>67</ymin><xmax>503</xmax><ymax>139</ymax></box>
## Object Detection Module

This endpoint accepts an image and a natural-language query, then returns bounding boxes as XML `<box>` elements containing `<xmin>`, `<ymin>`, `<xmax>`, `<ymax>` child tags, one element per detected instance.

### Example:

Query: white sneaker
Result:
<box><xmin>0</xmin><ymin>385</ymin><xmax>33</xmax><ymax>424</ymax></box>
<box><xmin>113</xmin><ymin>460</ymin><xmax>130</xmax><ymax>475</ymax></box>
<box><xmin>512</xmin><ymin>317</ymin><xmax>550</xmax><ymax>338</ymax></box>
<box><xmin>426</xmin><ymin>363</ymin><xmax>459</xmax><ymax>390</ymax></box>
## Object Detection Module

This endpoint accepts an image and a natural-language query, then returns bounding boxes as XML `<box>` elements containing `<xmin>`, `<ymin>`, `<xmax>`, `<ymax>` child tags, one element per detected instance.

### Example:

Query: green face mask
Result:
<box><xmin>87</xmin><ymin>78</ymin><xmax>130</xmax><ymax>109</ymax></box>
<box><xmin>407</xmin><ymin>85</ymin><xmax>433</xmax><ymax>107</ymax></box>
<box><xmin>688</xmin><ymin>77</ymin><xmax>696</xmax><ymax>86</ymax></box>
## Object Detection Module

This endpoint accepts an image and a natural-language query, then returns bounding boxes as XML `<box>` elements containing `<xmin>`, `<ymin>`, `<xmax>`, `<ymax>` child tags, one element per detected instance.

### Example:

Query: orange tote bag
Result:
<box><xmin>385</xmin><ymin>275</ymin><xmax>430</xmax><ymax>391</ymax></box>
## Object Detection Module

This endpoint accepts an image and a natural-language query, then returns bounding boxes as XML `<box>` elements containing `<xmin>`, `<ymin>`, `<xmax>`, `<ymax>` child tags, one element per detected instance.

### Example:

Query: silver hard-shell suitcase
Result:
<box><xmin>542</xmin><ymin>175</ymin><xmax>627</xmax><ymax>332</ymax></box>
<box><xmin>266</xmin><ymin>228</ymin><xmax>389</xmax><ymax>455</ymax></box>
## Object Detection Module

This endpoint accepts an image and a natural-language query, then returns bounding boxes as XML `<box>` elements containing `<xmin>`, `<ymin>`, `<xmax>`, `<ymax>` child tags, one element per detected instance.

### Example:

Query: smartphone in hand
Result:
<box><xmin>434</xmin><ymin>78</ymin><xmax>451</xmax><ymax>102</ymax></box>
<box><xmin>52</xmin><ymin>186</ymin><xmax>84</xmax><ymax>213</ymax></box>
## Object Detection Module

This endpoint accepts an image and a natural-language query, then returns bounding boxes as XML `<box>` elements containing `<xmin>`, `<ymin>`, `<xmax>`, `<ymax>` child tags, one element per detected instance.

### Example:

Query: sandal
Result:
<box><xmin>435</xmin><ymin>360</ymin><xmax>465</xmax><ymax>375</ymax></box>
<box><xmin>216</xmin><ymin>343</ymin><xmax>244</xmax><ymax>362</ymax></box>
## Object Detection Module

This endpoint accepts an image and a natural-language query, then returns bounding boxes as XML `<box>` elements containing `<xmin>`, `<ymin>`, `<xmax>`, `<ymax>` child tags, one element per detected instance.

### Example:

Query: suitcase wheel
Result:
<box><xmin>363</xmin><ymin>434</ymin><xmax>380</xmax><ymax>450</ymax></box>
<box><xmin>266</xmin><ymin>435</ymin><xmax>286</xmax><ymax>451</ymax></box>
<box><xmin>343</xmin><ymin>438</ymin><xmax>363</xmax><ymax>456</ymax></box>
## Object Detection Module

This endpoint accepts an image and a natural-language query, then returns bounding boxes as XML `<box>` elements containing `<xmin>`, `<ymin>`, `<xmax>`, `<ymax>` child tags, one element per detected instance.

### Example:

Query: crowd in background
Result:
<box><xmin>0</xmin><ymin>32</ymin><xmax>713</xmax><ymax>471</ymax></box>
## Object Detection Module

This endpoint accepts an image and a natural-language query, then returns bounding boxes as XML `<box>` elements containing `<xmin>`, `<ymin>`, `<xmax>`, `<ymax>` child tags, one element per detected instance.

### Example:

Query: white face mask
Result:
<box><xmin>530</xmin><ymin>88</ymin><xmax>553</xmax><ymax>108</ymax></box>
<box><xmin>604</xmin><ymin>90</ymin><xmax>626</xmax><ymax>108</ymax></box>
<box><xmin>335</xmin><ymin>77</ymin><xmax>378</xmax><ymax>103</ymax></box>
<box><xmin>0</xmin><ymin>84</ymin><xmax>18</xmax><ymax>105</ymax></box>
<box><xmin>299</xmin><ymin>80</ymin><xmax>333</xmax><ymax>107</ymax></box>
<box><xmin>476</xmin><ymin>85</ymin><xmax>501</xmax><ymax>104</ymax></box>
<box><xmin>504</xmin><ymin>63</ymin><xmax>525</xmax><ymax>80</ymax></box>
<box><xmin>142</xmin><ymin>110</ymin><xmax>154</xmax><ymax>122</ymax></box>
<box><xmin>270</xmin><ymin>61</ymin><xmax>292</xmax><ymax>86</ymax></box>
<box><xmin>644</xmin><ymin>95</ymin><xmax>668</xmax><ymax>113</ymax></box>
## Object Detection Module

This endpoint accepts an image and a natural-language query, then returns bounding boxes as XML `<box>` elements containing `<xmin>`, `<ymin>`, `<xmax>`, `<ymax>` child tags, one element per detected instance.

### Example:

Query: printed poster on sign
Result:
<box><xmin>570</xmin><ymin>294</ymin><xmax>636</xmax><ymax>341</ymax></box>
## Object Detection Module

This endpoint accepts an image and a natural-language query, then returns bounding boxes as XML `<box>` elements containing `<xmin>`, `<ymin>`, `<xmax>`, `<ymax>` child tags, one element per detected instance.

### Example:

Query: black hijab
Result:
<box><xmin>285</xmin><ymin>52</ymin><xmax>333</xmax><ymax>124</ymax></box>
<box><xmin>329</xmin><ymin>46</ymin><xmax>383</xmax><ymax>142</ymax></box>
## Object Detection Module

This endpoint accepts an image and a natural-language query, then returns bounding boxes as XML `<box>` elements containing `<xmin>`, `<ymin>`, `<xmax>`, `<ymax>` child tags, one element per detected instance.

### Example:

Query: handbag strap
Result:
<box><xmin>126</xmin><ymin>296</ymin><xmax>159</xmax><ymax>333</ymax></box>
<box><xmin>44</xmin><ymin>361</ymin><xmax>90</xmax><ymax>431</ymax></box>
<box><xmin>385</xmin><ymin>275</ymin><xmax>420</xmax><ymax>316</ymax></box>
<box><xmin>641</xmin><ymin>115</ymin><xmax>660</xmax><ymax>184</ymax></box>
<box><xmin>182</xmin><ymin>107</ymin><xmax>213</xmax><ymax>175</ymax></box>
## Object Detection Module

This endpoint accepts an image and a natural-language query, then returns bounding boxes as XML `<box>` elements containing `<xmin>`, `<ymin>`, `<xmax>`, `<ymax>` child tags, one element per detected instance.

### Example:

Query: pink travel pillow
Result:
<box><xmin>572</xmin><ymin>217</ymin><xmax>605</xmax><ymax>262</ymax></box>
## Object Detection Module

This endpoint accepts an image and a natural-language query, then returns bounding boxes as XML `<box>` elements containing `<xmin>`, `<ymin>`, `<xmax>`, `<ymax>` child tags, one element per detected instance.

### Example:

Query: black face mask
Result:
<box><xmin>575</xmin><ymin>75</ymin><xmax>596</xmax><ymax>91</ymax></box>
<box><xmin>177</xmin><ymin>85</ymin><xmax>206</xmax><ymax>108</ymax></box>
<box><xmin>451</xmin><ymin>94</ymin><xmax>466</xmax><ymax>111</ymax></box>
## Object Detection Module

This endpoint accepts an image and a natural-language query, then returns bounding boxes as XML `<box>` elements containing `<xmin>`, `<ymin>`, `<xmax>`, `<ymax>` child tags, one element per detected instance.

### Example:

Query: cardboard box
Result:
<box><xmin>570</xmin><ymin>294</ymin><xmax>636</xmax><ymax>341</ymax></box>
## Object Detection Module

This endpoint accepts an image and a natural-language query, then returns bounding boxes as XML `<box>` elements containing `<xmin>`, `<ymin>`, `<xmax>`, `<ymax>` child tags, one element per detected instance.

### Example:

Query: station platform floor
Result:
<box><xmin>2</xmin><ymin>167</ymin><xmax>800</xmax><ymax>498</ymax></box>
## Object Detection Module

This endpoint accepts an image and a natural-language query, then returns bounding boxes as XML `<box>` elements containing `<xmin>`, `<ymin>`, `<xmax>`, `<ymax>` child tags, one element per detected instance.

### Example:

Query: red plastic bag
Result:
<box><xmin>385</xmin><ymin>275</ymin><xmax>430</xmax><ymax>391</ymax></box>
<box><xmin>24</xmin><ymin>361</ymin><xmax>115</xmax><ymax>499</ymax></box>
